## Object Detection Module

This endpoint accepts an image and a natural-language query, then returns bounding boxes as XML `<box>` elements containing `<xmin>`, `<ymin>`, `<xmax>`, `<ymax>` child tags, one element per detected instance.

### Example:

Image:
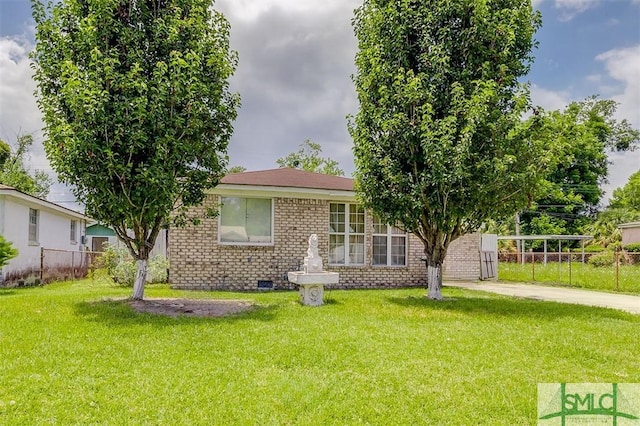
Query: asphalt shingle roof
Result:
<box><xmin>221</xmin><ymin>168</ymin><xmax>354</xmax><ymax>192</ymax></box>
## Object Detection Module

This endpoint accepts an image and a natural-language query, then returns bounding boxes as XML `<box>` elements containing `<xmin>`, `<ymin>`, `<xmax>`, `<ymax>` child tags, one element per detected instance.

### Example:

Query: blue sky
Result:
<box><xmin>0</xmin><ymin>0</ymin><xmax>638</xmax><ymax>209</ymax></box>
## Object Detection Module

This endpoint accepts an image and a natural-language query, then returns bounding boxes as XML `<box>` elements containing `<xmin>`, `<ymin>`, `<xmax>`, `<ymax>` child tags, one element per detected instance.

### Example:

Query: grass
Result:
<box><xmin>1</xmin><ymin>277</ymin><xmax>639</xmax><ymax>425</ymax></box>
<box><xmin>499</xmin><ymin>261</ymin><xmax>640</xmax><ymax>294</ymax></box>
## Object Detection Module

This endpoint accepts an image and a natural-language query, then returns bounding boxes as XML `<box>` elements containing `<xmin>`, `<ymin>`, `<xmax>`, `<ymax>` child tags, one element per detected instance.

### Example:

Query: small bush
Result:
<box><xmin>0</xmin><ymin>235</ymin><xmax>18</xmax><ymax>267</ymax></box>
<box><xmin>100</xmin><ymin>245</ymin><xmax>167</xmax><ymax>286</ymax></box>
<box><xmin>623</xmin><ymin>243</ymin><xmax>640</xmax><ymax>253</ymax></box>
<box><xmin>587</xmin><ymin>252</ymin><xmax>615</xmax><ymax>267</ymax></box>
<box><xmin>584</xmin><ymin>244</ymin><xmax>605</xmax><ymax>253</ymax></box>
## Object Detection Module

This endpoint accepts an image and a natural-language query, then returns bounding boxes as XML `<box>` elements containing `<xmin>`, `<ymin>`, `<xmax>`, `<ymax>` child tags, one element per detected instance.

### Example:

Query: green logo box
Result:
<box><xmin>538</xmin><ymin>383</ymin><xmax>640</xmax><ymax>425</ymax></box>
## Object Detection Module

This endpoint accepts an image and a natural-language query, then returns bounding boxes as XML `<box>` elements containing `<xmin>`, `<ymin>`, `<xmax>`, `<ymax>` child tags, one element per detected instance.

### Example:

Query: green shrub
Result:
<box><xmin>623</xmin><ymin>243</ymin><xmax>640</xmax><ymax>253</ymax></box>
<box><xmin>609</xmin><ymin>241</ymin><xmax>622</xmax><ymax>252</ymax></box>
<box><xmin>100</xmin><ymin>245</ymin><xmax>168</xmax><ymax>286</ymax></box>
<box><xmin>0</xmin><ymin>235</ymin><xmax>18</xmax><ymax>267</ymax></box>
<box><xmin>587</xmin><ymin>252</ymin><xmax>615</xmax><ymax>267</ymax></box>
<box><xmin>584</xmin><ymin>244</ymin><xmax>605</xmax><ymax>253</ymax></box>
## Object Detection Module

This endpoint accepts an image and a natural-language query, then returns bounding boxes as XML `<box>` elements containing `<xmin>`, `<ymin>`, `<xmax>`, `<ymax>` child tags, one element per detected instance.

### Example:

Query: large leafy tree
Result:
<box><xmin>610</xmin><ymin>170</ymin><xmax>640</xmax><ymax>212</ymax></box>
<box><xmin>350</xmin><ymin>0</ymin><xmax>543</xmax><ymax>298</ymax></box>
<box><xmin>0</xmin><ymin>134</ymin><xmax>53</xmax><ymax>198</ymax></box>
<box><xmin>32</xmin><ymin>0</ymin><xmax>239</xmax><ymax>299</ymax></box>
<box><xmin>277</xmin><ymin>139</ymin><xmax>344</xmax><ymax>176</ymax></box>
<box><xmin>520</xmin><ymin>98</ymin><xmax>639</xmax><ymax>236</ymax></box>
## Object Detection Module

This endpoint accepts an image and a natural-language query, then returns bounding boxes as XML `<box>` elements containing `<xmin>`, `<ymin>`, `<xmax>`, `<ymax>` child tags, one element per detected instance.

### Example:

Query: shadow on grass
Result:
<box><xmin>387</xmin><ymin>292</ymin><xmax>637</xmax><ymax>321</ymax></box>
<box><xmin>74</xmin><ymin>299</ymin><xmax>280</xmax><ymax>327</ymax></box>
<box><xmin>0</xmin><ymin>289</ymin><xmax>16</xmax><ymax>296</ymax></box>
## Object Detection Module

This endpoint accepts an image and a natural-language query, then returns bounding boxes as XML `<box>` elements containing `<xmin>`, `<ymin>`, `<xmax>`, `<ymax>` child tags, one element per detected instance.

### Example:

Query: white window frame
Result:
<box><xmin>218</xmin><ymin>197</ymin><xmax>274</xmax><ymax>246</ymax></box>
<box><xmin>70</xmin><ymin>220</ymin><xmax>78</xmax><ymax>244</ymax></box>
<box><xmin>329</xmin><ymin>203</ymin><xmax>365</xmax><ymax>266</ymax></box>
<box><xmin>29</xmin><ymin>208</ymin><xmax>39</xmax><ymax>244</ymax></box>
<box><xmin>372</xmin><ymin>217</ymin><xmax>408</xmax><ymax>267</ymax></box>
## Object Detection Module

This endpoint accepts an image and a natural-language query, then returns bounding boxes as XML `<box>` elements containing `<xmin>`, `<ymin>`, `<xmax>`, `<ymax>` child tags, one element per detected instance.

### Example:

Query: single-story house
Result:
<box><xmin>169</xmin><ymin>168</ymin><xmax>489</xmax><ymax>291</ymax></box>
<box><xmin>86</xmin><ymin>223</ymin><xmax>118</xmax><ymax>252</ymax></box>
<box><xmin>86</xmin><ymin>223</ymin><xmax>168</xmax><ymax>258</ymax></box>
<box><xmin>619</xmin><ymin>222</ymin><xmax>640</xmax><ymax>246</ymax></box>
<box><xmin>0</xmin><ymin>184</ymin><xmax>91</xmax><ymax>286</ymax></box>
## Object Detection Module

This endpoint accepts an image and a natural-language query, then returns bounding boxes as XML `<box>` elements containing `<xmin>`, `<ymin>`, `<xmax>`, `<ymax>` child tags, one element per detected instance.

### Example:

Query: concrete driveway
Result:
<box><xmin>445</xmin><ymin>281</ymin><xmax>640</xmax><ymax>315</ymax></box>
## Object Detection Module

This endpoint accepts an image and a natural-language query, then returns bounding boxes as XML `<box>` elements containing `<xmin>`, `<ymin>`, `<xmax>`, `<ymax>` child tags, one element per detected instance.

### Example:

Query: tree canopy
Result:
<box><xmin>277</xmin><ymin>139</ymin><xmax>344</xmax><ymax>176</ymax></box>
<box><xmin>610</xmin><ymin>170</ymin><xmax>640</xmax><ymax>212</ymax></box>
<box><xmin>520</xmin><ymin>97</ymin><xmax>639</xmax><ymax>236</ymax></box>
<box><xmin>0</xmin><ymin>134</ymin><xmax>53</xmax><ymax>198</ymax></box>
<box><xmin>350</xmin><ymin>0</ymin><xmax>543</xmax><ymax>298</ymax></box>
<box><xmin>31</xmin><ymin>0</ymin><xmax>239</xmax><ymax>299</ymax></box>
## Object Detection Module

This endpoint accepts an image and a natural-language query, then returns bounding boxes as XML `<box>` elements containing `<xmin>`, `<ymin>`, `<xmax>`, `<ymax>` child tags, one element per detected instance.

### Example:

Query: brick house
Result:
<box><xmin>169</xmin><ymin>168</ymin><xmax>482</xmax><ymax>291</ymax></box>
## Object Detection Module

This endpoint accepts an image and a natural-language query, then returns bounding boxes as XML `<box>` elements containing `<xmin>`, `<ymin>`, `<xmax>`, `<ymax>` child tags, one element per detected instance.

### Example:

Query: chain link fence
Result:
<box><xmin>498</xmin><ymin>250</ymin><xmax>640</xmax><ymax>293</ymax></box>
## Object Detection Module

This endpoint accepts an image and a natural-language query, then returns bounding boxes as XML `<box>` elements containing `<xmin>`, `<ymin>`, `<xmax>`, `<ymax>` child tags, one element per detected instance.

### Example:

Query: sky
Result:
<box><xmin>0</xmin><ymin>0</ymin><xmax>639</xmax><ymax>210</ymax></box>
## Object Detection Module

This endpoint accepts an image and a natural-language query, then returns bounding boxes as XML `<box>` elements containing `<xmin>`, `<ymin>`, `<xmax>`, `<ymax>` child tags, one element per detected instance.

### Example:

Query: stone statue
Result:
<box><xmin>304</xmin><ymin>234</ymin><xmax>322</xmax><ymax>273</ymax></box>
<box><xmin>307</xmin><ymin>234</ymin><xmax>319</xmax><ymax>258</ymax></box>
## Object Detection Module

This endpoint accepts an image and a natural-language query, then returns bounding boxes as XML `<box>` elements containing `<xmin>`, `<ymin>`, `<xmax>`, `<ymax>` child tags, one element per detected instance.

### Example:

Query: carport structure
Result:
<box><xmin>497</xmin><ymin>235</ymin><xmax>593</xmax><ymax>265</ymax></box>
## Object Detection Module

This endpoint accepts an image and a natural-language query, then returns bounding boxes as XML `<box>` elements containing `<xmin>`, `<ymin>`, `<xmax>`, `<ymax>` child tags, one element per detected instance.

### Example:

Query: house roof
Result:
<box><xmin>619</xmin><ymin>222</ymin><xmax>640</xmax><ymax>229</ymax></box>
<box><xmin>0</xmin><ymin>184</ymin><xmax>91</xmax><ymax>221</ymax></box>
<box><xmin>221</xmin><ymin>168</ymin><xmax>354</xmax><ymax>192</ymax></box>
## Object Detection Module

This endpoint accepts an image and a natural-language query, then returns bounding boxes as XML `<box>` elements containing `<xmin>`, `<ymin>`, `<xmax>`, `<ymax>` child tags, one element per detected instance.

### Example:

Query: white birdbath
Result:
<box><xmin>287</xmin><ymin>234</ymin><xmax>339</xmax><ymax>306</ymax></box>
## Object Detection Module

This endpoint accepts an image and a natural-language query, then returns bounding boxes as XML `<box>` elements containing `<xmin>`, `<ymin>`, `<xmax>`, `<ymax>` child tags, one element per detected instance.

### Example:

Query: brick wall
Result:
<box><xmin>169</xmin><ymin>195</ymin><xmax>480</xmax><ymax>290</ymax></box>
<box><xmin>443</xmin><ymin>233</ymin><xmax>481</xmax><ymax>280</ymax></box>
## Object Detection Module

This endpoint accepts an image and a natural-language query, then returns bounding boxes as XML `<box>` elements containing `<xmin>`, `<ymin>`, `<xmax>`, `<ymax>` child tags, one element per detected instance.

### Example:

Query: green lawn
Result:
<box><xmin>499</xmin><ymin>262</ymin><xmax>640</xmax><ymax>294</ymax></box>
<box><xmin>1</xmin><ymin>278</ymin><xmax>638</xmax><ymax>425</ymax></box>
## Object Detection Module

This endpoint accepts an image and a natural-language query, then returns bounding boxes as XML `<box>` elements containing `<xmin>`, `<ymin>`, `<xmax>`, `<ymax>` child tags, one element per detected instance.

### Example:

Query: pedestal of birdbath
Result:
<box><xmin>288</xmin><ymin>233</ymin><xmax>339</xmax><ymax>306</ymax></box>
<box><xmin>287</xmin><ymin>271</ymin><xmax>339</xmax><ymax>306</ymax></box>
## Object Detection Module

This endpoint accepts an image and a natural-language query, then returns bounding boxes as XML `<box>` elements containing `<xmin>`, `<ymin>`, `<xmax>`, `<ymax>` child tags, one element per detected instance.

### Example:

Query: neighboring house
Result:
<box><xmin>86</xmin><ymin>223</ymin><xmax>118</xmax><ymax>252</ymax></box>
<box><xmin>86</xmin><ymin>223</ymin><xmax>168</xmax><ymax>258</ymax></box>
<box><xmin>619</xmin><ymin>222</ymin><xmax>640</xmax><ymax>246</ymax></box>
<box><xmin>169</xmin><ymin>168</ymin><xmax>486</xmax><ymax>291</ymax></box>
<box><xmin>0</xmin><ymin>184</ymin><xmax>90</xmax><ymax>286</ymax></box>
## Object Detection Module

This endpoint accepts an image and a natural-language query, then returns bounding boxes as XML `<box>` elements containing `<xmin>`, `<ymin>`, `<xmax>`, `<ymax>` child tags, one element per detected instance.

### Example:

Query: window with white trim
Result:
<box><xmin>329</xmin><ymin>203</ymin><xmax>364</xmax><ymax>265</ymax></box>
<box><xmin>219</xmin><ymin>197</ymin><xmax>273</xmax><ymax>244</ymax></box>
<box><xmin>372</xmin><ymin>216</ymin><xmax>407</xmax><ymax>266</ymax></box>
<box><xmin>29</xmin><ymin>208</ymin><xmax>39</xmax><ymax>243</ymax></box>
<box><xmin>70</xmin><ymin>220</ymin><xmax>77</xmax><ymax>243</ymax></box>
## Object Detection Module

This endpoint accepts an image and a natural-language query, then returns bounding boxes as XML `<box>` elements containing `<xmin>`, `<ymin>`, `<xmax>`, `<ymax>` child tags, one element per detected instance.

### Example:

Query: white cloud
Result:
<box><xmin>585</xmin><ymin>73</ymin><xmax>601</xmax><ymax>83</ymax></box>
<box><xmin>595</xmin><ymin>45</ymin><xmax>640</xmax><ymax>128</ymax></box>
<box><xmin>596</xmin><ymin>44</ymin><xmax>640</xmax><ymax>202</ymax></box>
<box><xmin>0</xmin><ymin>35</ymin><xmax>80</xmax><ymax>207</ymax></box>
<box><xmin>0</xmin><ymin>36</ymin><xmax>48</xmax><ymax>168</ymax></box>
<box><xmin>554</xmin><ymin>0</ymin><xmax>599</xmax><ymax>21</ymax></box>
<box><xmin>216</xmin><ymin>0</ymin><xmax>358</xmax><ymax>22</ymax></box>
<box><xmin>530</xmin><ymin>84</ymin><xmax>572</xmax><ymax>111</ymax></box>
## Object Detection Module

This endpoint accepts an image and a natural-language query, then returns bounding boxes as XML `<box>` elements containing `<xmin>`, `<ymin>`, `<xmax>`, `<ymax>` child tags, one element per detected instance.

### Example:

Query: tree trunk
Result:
<box><xmin>131</xmin><ymin>259</ymin><xmax>148</xmax><ymax>300</ymax></box>
<box><xmin>427</xmin><ymin>264</ymin><xmax>443</xmax><ymax>300</ymax></box>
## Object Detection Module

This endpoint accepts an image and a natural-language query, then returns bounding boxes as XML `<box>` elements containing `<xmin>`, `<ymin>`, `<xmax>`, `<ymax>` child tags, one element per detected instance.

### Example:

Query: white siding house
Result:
<box><xmin>0</xmin><ymin>184</ymin><xmax>90</xmax><ymax>286</ymax></box>
<box><xmin>619</xmin><ymin>222</ymin><xmax>640</xmax><ymax>246</ymax></box>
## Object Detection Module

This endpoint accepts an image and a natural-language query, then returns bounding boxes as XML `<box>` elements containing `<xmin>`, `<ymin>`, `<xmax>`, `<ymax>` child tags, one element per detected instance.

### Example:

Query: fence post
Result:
<box><xmin>40</xmin><ymin>247</ymin><xmax>44</xmax><ymax>283</ymax></box>
<box><xmin>569</xmin><ymin>248</ymin><xmax>572</xmax><ymax>286</ymax></box>
<box><xmin>615</xmin><ymin>250</ymin><xmax>620</xmax><ymax>292</ymax></box>
<box><xmin>531</xmin><ymin>250</ymin><xmax>535</xmax><ymax>281</ymax></box>
<box><xmin>71</xmin><ymin>251</ymin><xmax>75</xmax><ymax>281</ymax></box>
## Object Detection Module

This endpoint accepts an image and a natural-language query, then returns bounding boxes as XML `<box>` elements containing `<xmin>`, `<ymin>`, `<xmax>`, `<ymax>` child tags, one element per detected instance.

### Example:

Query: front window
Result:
<box><xmin>70</xmin><ymin>220</ymin><xmax>77</xmax><ymax>243</ymax></box>
<box><xmin>372</xmin><ymin>216</ymin><xmax>407</xmax><ymax>266</ymax></box>
<box><xmin>29</xmin><ymin>208</ymin><xmax>39</xmax><ymax>243</ymax></box>
<box><xmin>220</xmin><ymin>197</ymin><xmax>273</xmax><ymax>244</ymax></box>
<box><xmin>329</xmin><ymin>203</ymin><xmax>365</xmax><ymax>265</ymax></box>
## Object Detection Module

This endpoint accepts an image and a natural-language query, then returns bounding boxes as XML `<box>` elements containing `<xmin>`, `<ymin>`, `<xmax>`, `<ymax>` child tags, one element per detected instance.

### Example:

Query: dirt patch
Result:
<box><xmin>128</xmin><ymin>298</ymin><xmax>255</xmax><ymax>318</ymax></box>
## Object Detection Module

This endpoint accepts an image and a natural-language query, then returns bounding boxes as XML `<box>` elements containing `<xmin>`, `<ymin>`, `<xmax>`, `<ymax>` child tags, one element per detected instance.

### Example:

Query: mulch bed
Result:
<box><xmin>127</xmin><ymin>298</ymin><xmax>255</xmax><ymax>318</ymax></box>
